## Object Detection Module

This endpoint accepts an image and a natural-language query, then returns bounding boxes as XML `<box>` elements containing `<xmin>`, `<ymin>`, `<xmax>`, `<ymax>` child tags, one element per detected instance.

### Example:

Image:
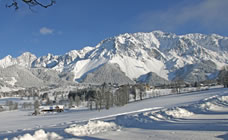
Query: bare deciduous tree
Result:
<box><xmin>33</xmin><ymin>100</ymin><xmax>40</xmax><ymax>115</ymax></box>
<box><xmin>6</xmin><ymin>0</ymin><xmax>56</xmax><ymax>10</ymax></box>
<box><xmin>115</xmin><ymin>85</ymin><xmax>130</xmax><ymax>106</ymax></box>
<box><xmin>171</xmin><ymin>77</ymin><xmax>184</xmax><ymax>94</ymax></box>
<box><xmin>219</xmin><ymin>65</ymin><xmax>228</xmax><ymax>88</ymax></box>
<box><xmin>68</xmin><ymin>96</ymin><xmax>74</xmax><ymax>108</ymax></box>
<box><xmin>74</xmin><ymin>95</ymin><xmax>81</xmax><ymax>107</ymax></box>
<box><xmin>0</xmin><ymin>105</ymin><xmax>4</xmax><ymax>112</ymax></box>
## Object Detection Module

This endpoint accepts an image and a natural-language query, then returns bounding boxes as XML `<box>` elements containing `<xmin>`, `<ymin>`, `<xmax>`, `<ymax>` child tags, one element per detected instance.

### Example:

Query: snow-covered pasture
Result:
<box><xmin>8</xmin><ymin>92</ymin><xmax>228</xmax><ymax>140</ymax></box>
<box><xmin>0</xmin><ymin>87</ymin><xmax>228</xmax><ymax>140</ymax></box>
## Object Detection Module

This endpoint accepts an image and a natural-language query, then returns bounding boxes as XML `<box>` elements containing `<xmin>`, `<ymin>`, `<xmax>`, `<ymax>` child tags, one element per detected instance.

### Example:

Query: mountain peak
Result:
<box><xmin>0</xmin><ymin>31</ymin><xmax>228</xmax><ymax>86</ymax></box>
<box><xmin>16</xmin><ymin>52</ymin><xmax>37</xmax><ymax>68</ymax></box>
<box><xmin>0</xmin><ymin>55</ymin><xmax>15</xmax><ymax>68</ymax></box>
<box><xmin>3</xmin><ymin>55</ymin><xmax>13</xmax><ymax>59</ymax></box>
<box><xmin>18</xmin><ymin>52</ymin><xmax>37</xmax><ymax>59</ymax></box>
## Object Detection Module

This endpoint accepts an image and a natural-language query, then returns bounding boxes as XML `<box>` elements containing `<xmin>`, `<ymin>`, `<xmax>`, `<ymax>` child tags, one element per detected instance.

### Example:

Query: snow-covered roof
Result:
<box><xmin>39</xmin><ymin>105</ymin><xmax>64</xmax><ymax>110</ymax></box>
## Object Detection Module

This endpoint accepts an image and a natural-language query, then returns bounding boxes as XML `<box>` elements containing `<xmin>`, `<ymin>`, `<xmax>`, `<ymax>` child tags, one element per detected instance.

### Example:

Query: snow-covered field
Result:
<box><xmin>0</xmin><ymin>87</ymin><xmax>228</xmax><ymax>140</ymax></box>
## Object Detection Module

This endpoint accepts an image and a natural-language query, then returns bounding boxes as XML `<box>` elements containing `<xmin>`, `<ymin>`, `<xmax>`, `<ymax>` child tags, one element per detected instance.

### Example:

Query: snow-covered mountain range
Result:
<box><xmin>0</xmin><ymin>31</ymin><xmax>228</xmax><ymax>87</ymax></box>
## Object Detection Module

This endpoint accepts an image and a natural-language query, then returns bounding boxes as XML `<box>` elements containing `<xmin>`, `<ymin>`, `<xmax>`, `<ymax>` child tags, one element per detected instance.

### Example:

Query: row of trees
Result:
<box><xmin>2</xmin><ymin>65</ymin><xmax>227</xmax><ymax>114</ymax></box>
<box><xmin>5</xmin><ymin>100</ymin><xmax>18</xmax><ymax>110</ymax></box>
<box><xmin>0</xmin><ymin>87</ymin><xmax>40</xmax><ymax>98</ymax></box>
<box><xmin>68</xmin><ymin>83</ymin><xmax>147</xmax><ymax>111</ymax></box>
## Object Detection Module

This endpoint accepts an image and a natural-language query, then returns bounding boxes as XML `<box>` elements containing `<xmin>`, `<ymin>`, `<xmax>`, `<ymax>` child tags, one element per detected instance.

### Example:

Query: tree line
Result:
<box><xmin>68</xmin><ymin>83</ymin><xmax>147</xmax><ymax>111</ymax></box>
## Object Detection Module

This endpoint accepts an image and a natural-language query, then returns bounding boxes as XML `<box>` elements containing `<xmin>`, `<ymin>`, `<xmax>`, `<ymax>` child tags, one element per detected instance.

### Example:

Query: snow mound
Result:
<box><xmin>116</xmin><ymin>95</ymin><xmax>228</xmax><ymax>128</ymax></box>
<box><xmin>143</xmin><ymin>107</ymin><xmax>194</xmax><ymax>121</ymax></box>
<box><xmin>199</xmin><ymin>102</ymin><xmax>218</xmax><ymax>111</ymax></box>
<box><xmin>116</xmin><ymin>107</ymin><xmax>194</xmax><ymax>127</ymax></box>
<box><xmin>160</xmin><ymin>107</ymin><xmax>194</xmax><ymax>119</ymax></box>
<box><xmin>218</xmin><ymin>96</ymin><xmax>228</xmax><ymax>103</ymax></box>
<box><xmin>8</xmin><ymin>129</ymin><xmax>62</xmax><ymax>140</ymax></box>
<box><xmin>115</xmin><ymin>114</ymin><xmax>146</xmax><ymax>127</ymax></box>
<box><xmin>64</xmin><ymin>120</ymin><xmax>120</xmax><ymax>136</ymax></box>
<box><xmin>194</xmin><ymin>95</ymin><xmax>228</xmax><ymax>111</ymax></box>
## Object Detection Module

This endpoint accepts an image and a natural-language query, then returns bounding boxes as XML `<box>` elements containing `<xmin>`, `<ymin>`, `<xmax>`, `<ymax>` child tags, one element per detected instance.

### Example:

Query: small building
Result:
<box><xmin>39</xmin><ymin>105</ymin><xmax>64</xmax><ymax>113</ymax></box>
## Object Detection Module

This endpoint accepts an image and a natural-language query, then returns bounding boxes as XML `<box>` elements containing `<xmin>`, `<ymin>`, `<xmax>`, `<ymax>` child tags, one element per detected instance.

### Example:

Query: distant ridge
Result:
<box><xmin>0</xmin><ymin>31</ymin><xmax>228</xmax><ymax>87</ymax></box>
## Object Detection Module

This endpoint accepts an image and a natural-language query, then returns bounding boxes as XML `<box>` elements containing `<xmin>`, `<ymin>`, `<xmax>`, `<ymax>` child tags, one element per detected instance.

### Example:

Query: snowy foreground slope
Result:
<box><xmin>1</xmin><ymin>87</ymin><xmax>228</xmax><ymax>140</ymax></box>
<box><xmin>0</xmin><ymin>31</ymin><xmax>228</xmax><ymax>87</ymax></box>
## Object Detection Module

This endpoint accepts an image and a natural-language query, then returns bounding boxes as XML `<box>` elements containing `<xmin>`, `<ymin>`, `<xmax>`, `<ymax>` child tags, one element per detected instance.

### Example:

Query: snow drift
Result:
<box><xmin>151</xmin><ymin>107</ymin><xmax>194</xmax><ymax>120</ymax></box>
<box><xmin>192</xmin><ymin>95</ymin><xmax>228</xmax><ymax>112</ymax></box>
<box><xmin>116</xmin><ymin>107</ymin><xmax>194</xmax><ymax>127</ymax></box>
<box><xmin>116</xmin><ymin>95</ymin><xmax>228</xmax><ymax>127</ymax></box>
<box><xmin>64</xmin><ymin>120</ymin><xmax>120</xmax><ymax>136</ymax></box>
<box><xmin>6</xmin><ymin>129</ymin><xmax>62</xmax><ymax>140</ymax></box>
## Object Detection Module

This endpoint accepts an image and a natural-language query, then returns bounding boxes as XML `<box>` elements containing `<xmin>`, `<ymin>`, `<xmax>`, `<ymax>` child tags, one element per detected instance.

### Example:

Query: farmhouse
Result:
<box><xmin>39</xmin><ymin>105</ymin><xmax>64</xmax><ymax>113</ymax></box>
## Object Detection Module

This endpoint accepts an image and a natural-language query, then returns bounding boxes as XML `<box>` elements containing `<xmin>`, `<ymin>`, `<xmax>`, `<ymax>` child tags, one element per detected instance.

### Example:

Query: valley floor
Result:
<box><xmin>1</xmin><ymin>87</ymin><xmax>228</xmax><ymax>140</ymax></box>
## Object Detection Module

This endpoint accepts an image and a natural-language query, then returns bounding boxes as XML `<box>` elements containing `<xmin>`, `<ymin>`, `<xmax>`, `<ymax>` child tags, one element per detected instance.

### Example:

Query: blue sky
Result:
<box><xmin>0</xmin><ymin>0</ymin><xmax>228</xmax><ymax>58</ymax></box>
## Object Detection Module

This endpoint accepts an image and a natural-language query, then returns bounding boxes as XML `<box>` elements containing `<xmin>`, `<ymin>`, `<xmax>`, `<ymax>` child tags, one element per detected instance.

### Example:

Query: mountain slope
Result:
<box><xmin>81</xmin><ymin>63</ymin><xmax>135</xmax><ymax>85</ymax></box>
<box><xmin>137</xmin><ymin>72</ymin><xmax>170</xmax><ymax>86</ymax></box>
<box><xmin>0</xmin><ymin>65</ymin><xmax>74</xmax><ymax>88</ymax></box>
<box><xmin>30</xmin><ymin>68</ymin><xmax>74</xmax><ymax>85</ymax></box>
<box><xmin>0</xmin><ymin>65</ymin><xmax>44</xmax><ymax>87</ymax></box>
<box><xmin>172</xmin><ymin>60</ymin><xmax>218</xmax><ymax>82</ymax></box>
<box><xmin>0</xmin><ymin>31</ymin><xmax>228</xmax><ymax>86</ymax></box>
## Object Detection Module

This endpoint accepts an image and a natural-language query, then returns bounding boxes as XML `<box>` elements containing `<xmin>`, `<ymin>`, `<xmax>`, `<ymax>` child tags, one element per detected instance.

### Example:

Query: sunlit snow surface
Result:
<box><xmin>1</xmin><ymin>87</ymin><xmax>228</xmax><ymax>140</ymax></box>
<box><xmin>64</xmin><ymin>120</ymin><xmax>120</xmax><ymax>136</ymax></box>
<box><xmin>6</xmin><ymin>129</ymin><xmax>62</xmax><ymax>140</ymax></box>
<box><xmin>0</xmin><ymin>31</ymin><xmax>228</xmax><ymax>85</ymax></box>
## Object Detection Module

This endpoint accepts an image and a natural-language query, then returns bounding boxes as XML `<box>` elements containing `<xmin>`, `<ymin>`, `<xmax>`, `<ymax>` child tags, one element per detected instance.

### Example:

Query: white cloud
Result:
<box><xmin>136</xmin><ymin>0</ymin><xmax>228</xmax><ymax>33</ymax></box>
<box><xmin>40</xmin><ymin>27</ymin><xmax>54</xmax><ymax>35</ymax></box>
<box><xmin>175</xmin><ymin>0</ymin><xmax>228</xmax><ymax>28</ymax></box>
